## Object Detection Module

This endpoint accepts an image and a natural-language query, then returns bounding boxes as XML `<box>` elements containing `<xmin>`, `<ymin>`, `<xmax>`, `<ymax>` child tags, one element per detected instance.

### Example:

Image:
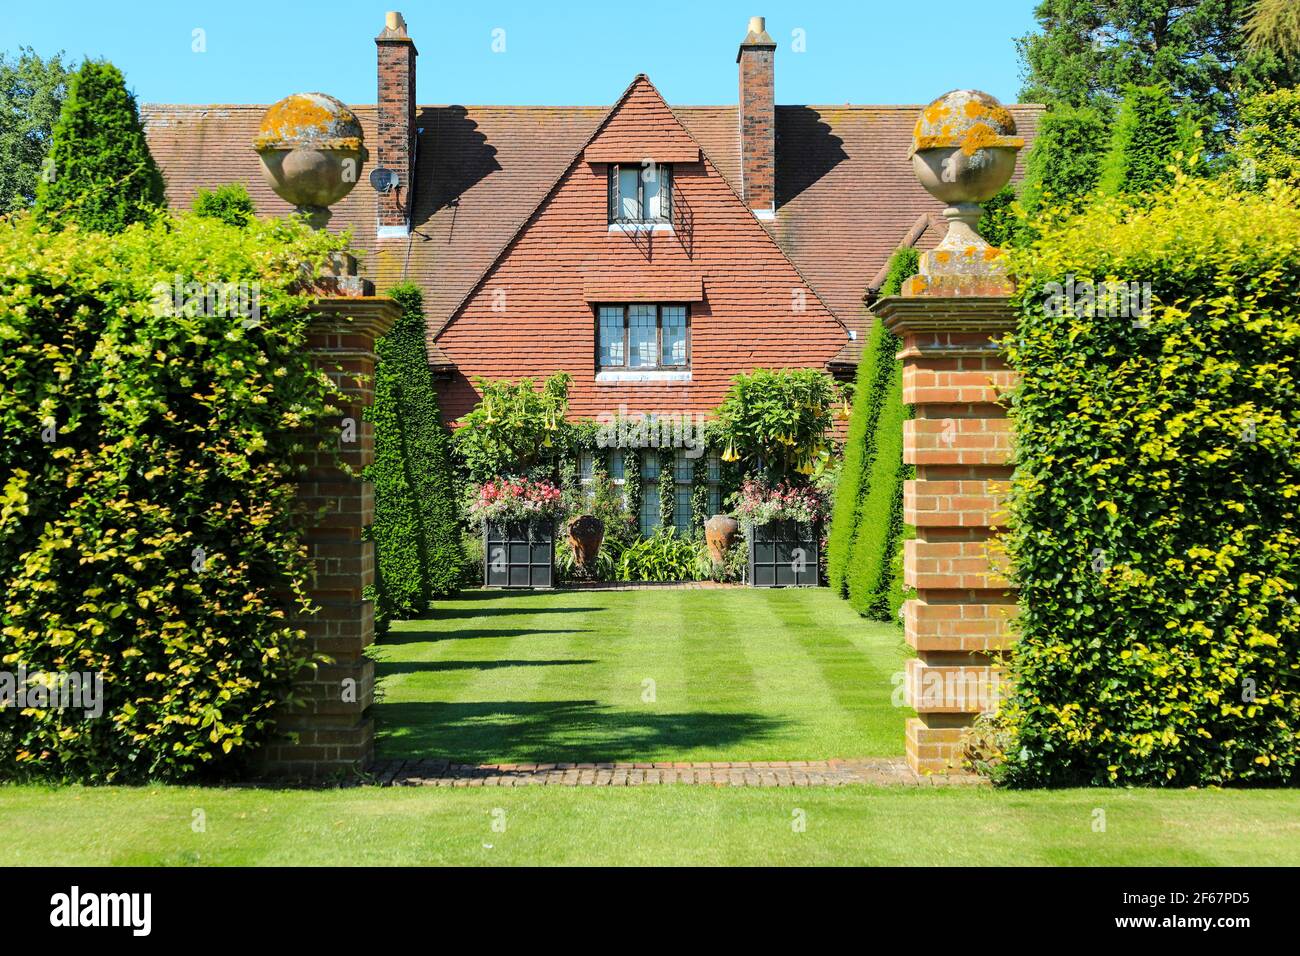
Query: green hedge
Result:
<box><xmin>365</xmin><ymin>283</ymin><xmax>463</xmax><ymax>624</ymax></box>
<box><xmin>828</xmin><ymin>247</ymin><xmax>916</xmax><ymax>620</ymax></box>
<box><xmin>1001</xmin><ymin>174</ymin><xmax>1300</xmax><ymax>787</ymax></box>
<box><xmin>0</xmin><ymin>212</ymin><xmax>348</xmax><ymax>782</ymax></box>
<box><xmin>845</xmin><ymin>356</ymin><xmax>907</xmax><ymax>620</ymax></box>
<box><xmin>1019</xmin><ymin>103</ymin><xmax>1109</xmax><ymax>218</ymax></box>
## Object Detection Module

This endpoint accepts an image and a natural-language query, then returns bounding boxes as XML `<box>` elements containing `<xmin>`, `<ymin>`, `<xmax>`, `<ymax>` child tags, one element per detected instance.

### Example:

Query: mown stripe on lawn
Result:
<box><xmin>680</xmin><ymin>590</ymin><xmax>760</xmax><ymax>714</ymax></box>
<box><xmin>766</xmin><ymin>591</ymin><xmax>908</xmax><ymax>756</ymax></box>
<box><xmin>5</xmin><ymin>785</ymin><xmax>1298</xmax><ymax>867</ymax></box>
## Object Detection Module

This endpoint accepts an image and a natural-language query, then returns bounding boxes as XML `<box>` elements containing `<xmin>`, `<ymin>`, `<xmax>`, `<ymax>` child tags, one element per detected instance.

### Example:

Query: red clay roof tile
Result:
<box><xmin>142</xmin><ymin>93</ymin><xmax>1041</xmax><ymax>371</ymax></box>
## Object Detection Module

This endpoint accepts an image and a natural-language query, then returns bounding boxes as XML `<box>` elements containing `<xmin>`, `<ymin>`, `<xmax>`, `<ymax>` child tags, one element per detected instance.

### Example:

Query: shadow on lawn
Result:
<box><xmin>429</xmin><ymin>605</ymin><xmax>605</xmax><ymax>621</ymax></box>
<box><xmin>374</xmin><ymin>700</ymin><xmax>790</xmax><ymax>763</ymax></box>
<box><xmin>373</xmin><ymin>658</ymin><xmax>597</xmax><ymax>678</ymax></box>
<box><xmin>378</xmin><ymin>626</ymin><xmax>591</xmax><ymax>646</ymax></box>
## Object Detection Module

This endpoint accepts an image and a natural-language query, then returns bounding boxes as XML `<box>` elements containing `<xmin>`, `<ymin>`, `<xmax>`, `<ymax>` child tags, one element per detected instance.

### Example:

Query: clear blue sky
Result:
<box><xmin>2</xmin><ymin>1</ymin><xmax>1040</xmax><ymax>107</ymax></box>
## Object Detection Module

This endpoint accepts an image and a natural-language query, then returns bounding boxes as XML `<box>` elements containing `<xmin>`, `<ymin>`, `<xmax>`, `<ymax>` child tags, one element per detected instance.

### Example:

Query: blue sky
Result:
<box><xmin>2</xmin><ymin>1</ymin><xmax>1040</xmax><ymax>107</ymax></box>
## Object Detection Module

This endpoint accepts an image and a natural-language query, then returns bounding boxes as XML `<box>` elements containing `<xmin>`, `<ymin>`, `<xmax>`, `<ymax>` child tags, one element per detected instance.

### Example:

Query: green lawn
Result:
<box><xmin>2</xmin><ymin>784</ymin><xmax>1297</xmax><ymax>866</ymax></box>
<box><xmin>370</xmin><ymin>588</ymin><xmax>911</xmax><ymax>763</ymax></box>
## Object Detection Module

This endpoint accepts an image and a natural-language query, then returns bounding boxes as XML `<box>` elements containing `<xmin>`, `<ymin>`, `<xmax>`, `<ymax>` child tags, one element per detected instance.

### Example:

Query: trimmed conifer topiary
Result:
<box><xmin>34</xmin><ymin>60</ymin><xmax>165</xmax><ymax>232</ymax></box>
<box><xmin>1097</xmin><ymin>84</ymin><xmax>1182</xmax><ymax>198</ymax></box>
<box><xmin>365</xmin><ymin>283</ymin><xmax>464</xmax><ymax>625</ymax></box>
<box><xmin>1019</xmin><ymin>103</ymin><xmax>1109</xmax><ymax>217</ymax></box>
<box><xmin>827</xmin><ymin>247</ymin><xmax>916</xmax><ymax>616</ymax></box>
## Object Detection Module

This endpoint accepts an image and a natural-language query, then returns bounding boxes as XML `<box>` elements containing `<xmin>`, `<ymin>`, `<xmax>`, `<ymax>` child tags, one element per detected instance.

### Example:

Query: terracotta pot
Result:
<box><xmin>704</xmin><ymin>514</ymin><xmax>740</xmax><ymax>565</ymax></box>
<box><xmin>567</xmin><ymin>515</ymin><xmax>605</xmax><ymax>567</ymax></box>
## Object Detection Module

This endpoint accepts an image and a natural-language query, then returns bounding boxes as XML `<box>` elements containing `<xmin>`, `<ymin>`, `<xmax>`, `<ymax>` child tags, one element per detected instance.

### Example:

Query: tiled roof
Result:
<box><xmin>142</xmin><ymin>95</ymin><xmax>1040</xmax><ymax>368</ymax></box>
<box><xmin>433</xmin><ymin>75</ymin><xmax>848</xmax><ymax>425</ymax></box>
<box><xmin>679</xmin><ymin>103</ymin><xmax>1041</xmax><ymax>363</ymax></box>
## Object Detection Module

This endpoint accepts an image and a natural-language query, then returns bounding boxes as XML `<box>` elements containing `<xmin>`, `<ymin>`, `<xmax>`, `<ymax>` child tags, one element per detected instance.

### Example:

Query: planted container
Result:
<box><xmin>704</xmin><ymin>514</ymin><xmax>740</xmax><ymax>569</ymax></box>
<box><xmin>566</xmin><ymin>515</ymin><xmax>605</xmax><ymax>570</ymax></box>
<box><xmin>748</xmin><ymin>519</ymin><xmax>820</xmax><ymax>588</ymax></box>
<box><xmin>732</xmin><ymin>479</ymin><xmax>828</xmax><ymax>589</ymax></box>
<box><xmin>483</xmin><ymin>519</ymin><xmax>555</xmax><ymax>589</ymax></box>
<box><xmin>470</xmin><ymin>478</ymin><xmax>563</xmax><ymax>589</ymax></box>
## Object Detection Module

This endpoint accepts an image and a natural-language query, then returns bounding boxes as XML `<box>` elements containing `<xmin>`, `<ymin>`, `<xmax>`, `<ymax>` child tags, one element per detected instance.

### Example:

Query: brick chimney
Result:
<box><xmin>376</xmin><ymin>11</ymin><xmax>417</xmax><ymax>237</ymax></box>
<box><xmin>737</xmin><ymin>16</ymin><xmax>777</xmax><ymax>219</ymax></box>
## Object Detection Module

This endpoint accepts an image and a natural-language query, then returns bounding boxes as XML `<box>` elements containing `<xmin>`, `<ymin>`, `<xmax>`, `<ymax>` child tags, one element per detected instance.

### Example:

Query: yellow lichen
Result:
<box><xmin>924</xmin><ymin>103</ymin><xmax>950</xmax><ymax>125</ymax></box>
<box><xmin>961</xmin><ymin>122</ymin><xmax>1004</xmax><ymax>155</ymax></box>
<box><xmin>253</xmin><ymin>93</ymin><xmax>363</xmax><ymax>150</ymax></box>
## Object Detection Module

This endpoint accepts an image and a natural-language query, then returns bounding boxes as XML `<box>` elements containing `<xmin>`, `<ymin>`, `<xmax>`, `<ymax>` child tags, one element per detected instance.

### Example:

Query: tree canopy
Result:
<box><xmin>1017</xmin><ymin>0</ymin><xmax>1299</xmax><ymax>149</ymax></box>
<box><xmin>0</xmin><ymin>47</ymin><xmax>72</xmax><ymax>215</ymax></box>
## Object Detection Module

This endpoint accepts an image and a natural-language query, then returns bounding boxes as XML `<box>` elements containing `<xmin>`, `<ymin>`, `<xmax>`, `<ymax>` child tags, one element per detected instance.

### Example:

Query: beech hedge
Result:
<box><xmin>0</xmin><ymin>212</ymin><xmax>347</xmax><ymax>782</ymax></box>
<box><xmin>1001</xmin><ymin>175</ymin><xmax>1300</xmax><ymax>786</ymax></box>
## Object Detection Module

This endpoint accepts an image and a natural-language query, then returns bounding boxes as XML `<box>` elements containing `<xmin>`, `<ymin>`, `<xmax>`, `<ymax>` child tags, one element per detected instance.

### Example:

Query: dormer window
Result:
<box><xmin>609</xmin><ymin>163</ymin><xmax>672</xmax><ymax>223</ymax></box>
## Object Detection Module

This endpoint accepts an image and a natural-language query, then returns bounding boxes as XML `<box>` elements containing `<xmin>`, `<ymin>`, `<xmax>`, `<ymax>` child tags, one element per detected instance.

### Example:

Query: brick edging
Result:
<box><xmin>367</xmin><ymin>758</ymin><xmax>987</xmax><ymax>787</ymax></box>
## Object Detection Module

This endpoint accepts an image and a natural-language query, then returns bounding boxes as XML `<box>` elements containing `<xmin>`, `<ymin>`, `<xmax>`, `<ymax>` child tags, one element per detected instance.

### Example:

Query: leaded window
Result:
<box><xmin>597</xmin><ymin>304</ymin><xmax>690</xmax><ymax>370</ymax></box>
<box><xmin>608</xmin><ymin>163</ymin><xmax>672</xmax><ymax>223</ymax></box>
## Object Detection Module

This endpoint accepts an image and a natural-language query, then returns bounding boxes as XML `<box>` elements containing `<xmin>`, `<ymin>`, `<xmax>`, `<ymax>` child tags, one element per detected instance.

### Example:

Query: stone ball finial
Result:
<box><xmin>254</xmin><ymin>93</ymin><xmax>368</xmax><ymax>229</ymax></box>
<box><xmin>909</xmin><ymin>89</ymin><xmax>1022</xmax><ymax>206</ymax></box>
<box><xmin>903</xmin><ymin>90</ymin><xmax>1024</xmax><ymax>295</ymax></box>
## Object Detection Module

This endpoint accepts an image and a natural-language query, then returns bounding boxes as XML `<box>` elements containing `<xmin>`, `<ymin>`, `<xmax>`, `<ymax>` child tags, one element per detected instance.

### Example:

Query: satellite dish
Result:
<box><xmin>369</xmin><ymin>167</ymin><xmax>399</xmax><ymax>193</ymax></box>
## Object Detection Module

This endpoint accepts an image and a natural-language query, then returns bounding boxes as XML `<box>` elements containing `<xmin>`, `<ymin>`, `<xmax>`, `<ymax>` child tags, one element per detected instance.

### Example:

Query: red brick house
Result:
<box><xmin>142</xmin><ymin>13</ymin><xmax>1039</xmax><ymax>532</ymax></box>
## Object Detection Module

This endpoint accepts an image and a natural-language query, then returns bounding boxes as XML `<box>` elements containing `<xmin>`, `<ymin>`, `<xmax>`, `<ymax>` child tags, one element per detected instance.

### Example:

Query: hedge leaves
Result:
<box><xmin>1002</xmin><ymin>175</ymin><xmax>1300</xmax><ymax>786</ymax></box>
<box><xmin>0</xmin><ymin>212</ymin><xmax>348</xmax><ymax>782</ymax></box>
<box><xmin>828</xmin><ymin>247</ymin><xmax>916</xmax><ymax>620</ymax></box>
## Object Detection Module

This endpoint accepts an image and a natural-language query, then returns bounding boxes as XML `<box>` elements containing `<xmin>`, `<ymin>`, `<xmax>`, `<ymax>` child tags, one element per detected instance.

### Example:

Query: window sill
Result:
<box><xmin>595</xmin><ymin>370</ymin><xmax>692</xmax><ymax>383</ymax></box>
<box><xmin>608</xmin><ymin>222</ymin><xmax>674</xmax><ymax>234</ymax></box>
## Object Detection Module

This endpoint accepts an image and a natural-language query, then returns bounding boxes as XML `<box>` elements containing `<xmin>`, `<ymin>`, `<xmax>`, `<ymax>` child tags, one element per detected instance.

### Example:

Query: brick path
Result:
<box><xmin>369</xmin><ymin>758</ymin><xmax>985</xmax><ymax>787</ymax></box>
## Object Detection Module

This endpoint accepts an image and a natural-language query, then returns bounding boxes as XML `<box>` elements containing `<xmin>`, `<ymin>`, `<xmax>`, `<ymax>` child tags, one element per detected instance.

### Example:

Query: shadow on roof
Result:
<box><xmin>414</xmin><ymin>105</ymin><xmax>501</xmax><ymax>230</ymax></box>
<box><xmin>775</xmin><ymin>106</ymin><xmax>849</xmax><ymax>208</ymax></box>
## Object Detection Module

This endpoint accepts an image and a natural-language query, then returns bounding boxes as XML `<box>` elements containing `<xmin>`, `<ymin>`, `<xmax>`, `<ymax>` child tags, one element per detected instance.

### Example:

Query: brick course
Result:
<box><xmin>371</xmin><ymin>758</ymin><xmax>986</xmax><ymax>787</ymax></box>
<box><xmin>259</xmin><ymin>296</ymin><xmax>398</xmax><ymax>779</ymax></box>
<box><xmin>737</xmin><ymin>38</ymin><xmax>776</xmax><ymax>214</ymax></box>
<box><xmin>375</xmin><ymin>21</ymin><xmax>417</xmax><ymax>232</ymax></box>
<box><xmin>877</xmin><ymin>295</ymin><xmax>1019</xmax><ymax>774</ymax></box>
